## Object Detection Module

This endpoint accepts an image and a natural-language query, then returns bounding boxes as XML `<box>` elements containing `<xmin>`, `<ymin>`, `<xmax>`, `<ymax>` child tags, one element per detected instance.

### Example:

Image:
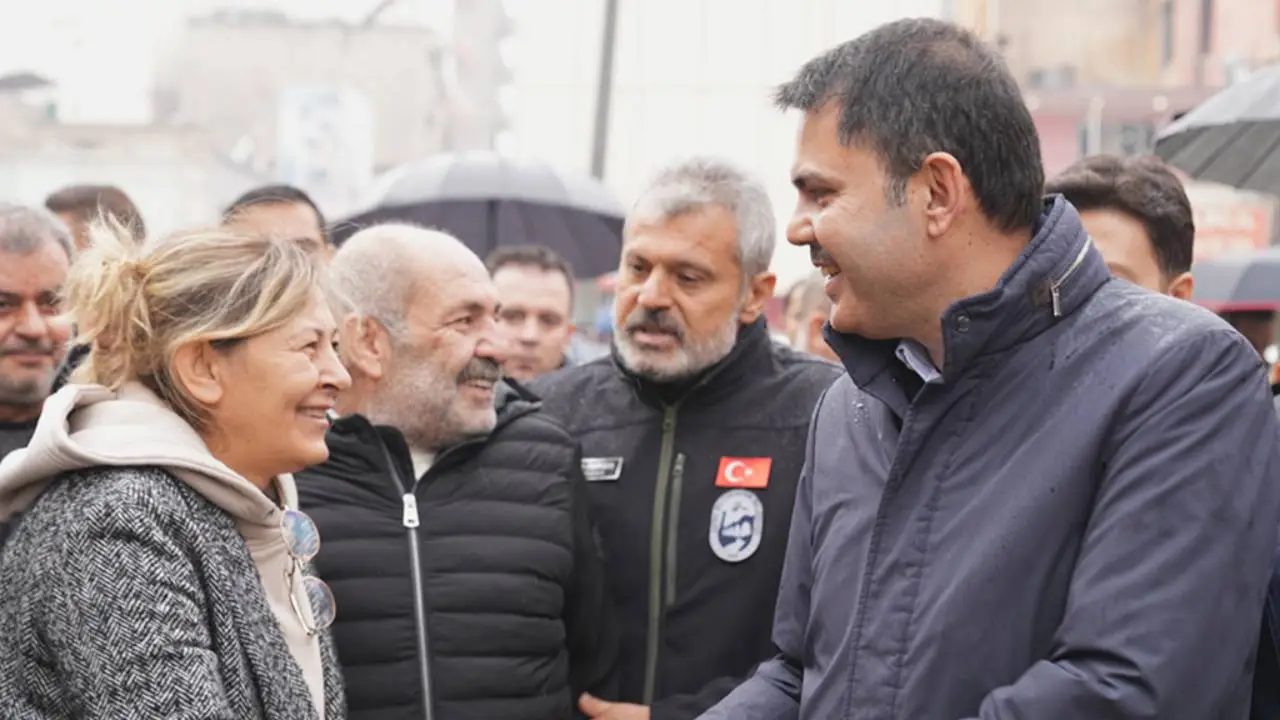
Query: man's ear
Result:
<box><xmin>918</xmin><ymin>151</ymin><xmax>966</xmax><ymax>240</ymax></box>
<box><xmin>342</xmin><ymin>314</ymin><xmax>390</xmax><ymax>381</ymax></box>
<box><xmin>738</xmin><ymin>272</ymin><xmax>778</xmax><ymax>324</ymax></box>
<box><xmin>1166</xmin><ymin>272</ymin><xmax>1194</xmax><ymax>301</ymax></box>
<box><xmin>561</xmin><ymin>322</ymin><xmax>577</xmax><ymax>354</ymax></box>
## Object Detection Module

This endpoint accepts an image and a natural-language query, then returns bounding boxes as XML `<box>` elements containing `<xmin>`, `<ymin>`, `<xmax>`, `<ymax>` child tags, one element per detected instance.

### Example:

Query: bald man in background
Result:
<box><xmin>784</xmin><ymin>273</ymin><xmax>838</xmax><ymax>363</ymax></box>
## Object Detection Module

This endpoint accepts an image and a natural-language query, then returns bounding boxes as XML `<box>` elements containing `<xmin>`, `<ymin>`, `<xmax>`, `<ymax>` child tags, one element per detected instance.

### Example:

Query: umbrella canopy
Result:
<box><xmin>334</xmin><ymin>152</ymin><xmax>625</xmax><ymax>278</ymax></box>
<box><xmin>1155</xmin><ymin>63</ymin><xmax>1280</xmax><ymax>193</ymax></box>
<box><xmin>1191</xmin><ymin>246</ymin><xmax>1280</xmax><ymax>312</ymax></box>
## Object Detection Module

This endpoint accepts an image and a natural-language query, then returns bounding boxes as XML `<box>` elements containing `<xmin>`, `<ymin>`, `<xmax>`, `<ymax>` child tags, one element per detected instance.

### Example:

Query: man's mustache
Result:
<box><xmin>624</xmin><ymin>308</ymin><xmax>685</xmax><ymax>340</ymax></box>
<box><xmin>810</xmin><ymin>245</ymin><xmax>835</xmax><ymax>267</ymax></box>
<box><xmin>458</xmin><ymin>358</ymin><xmax>502</xmax><ymax>384</ymax></box>
<box><xmin>0</xmin><ymin>341</ymin><xmax>56</xmax><ymax>357</ymax></box>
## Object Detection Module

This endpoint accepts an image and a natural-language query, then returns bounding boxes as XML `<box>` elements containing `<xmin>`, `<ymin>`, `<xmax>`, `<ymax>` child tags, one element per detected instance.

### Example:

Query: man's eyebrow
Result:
<box><xmin>792</xmin><ymin>169</ymin><xmax>832</xmax><ymax>191</ymax></box>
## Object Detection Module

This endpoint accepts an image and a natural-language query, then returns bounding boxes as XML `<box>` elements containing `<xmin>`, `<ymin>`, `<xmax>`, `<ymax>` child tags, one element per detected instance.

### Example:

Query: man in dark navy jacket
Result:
<box><xmin>706</xmin><ymin>19</ymin><xmax>1280</xmax><ymax>719</ymax></box>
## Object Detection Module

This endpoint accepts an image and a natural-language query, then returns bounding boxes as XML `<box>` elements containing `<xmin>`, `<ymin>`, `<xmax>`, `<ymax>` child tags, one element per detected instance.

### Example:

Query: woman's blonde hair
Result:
<box><xmin>65</xmin><ymin>218</ymin><xmax>327</xmax><ymax>429</ymax></box>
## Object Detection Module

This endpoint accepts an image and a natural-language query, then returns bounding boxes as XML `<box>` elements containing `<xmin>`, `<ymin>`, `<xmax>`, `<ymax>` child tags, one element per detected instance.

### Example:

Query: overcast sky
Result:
<box><xmin>0</xmin><ymin>0</ymin><xmax>445</xmax><ymax>122</ymax></box>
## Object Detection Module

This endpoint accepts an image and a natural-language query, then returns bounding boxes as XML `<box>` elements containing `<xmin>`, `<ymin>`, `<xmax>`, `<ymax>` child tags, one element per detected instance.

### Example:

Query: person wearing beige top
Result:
<box><xmin>0</xmin><ymin>220</ymin><xmax>350</xmax><ymax>719</ymax></box>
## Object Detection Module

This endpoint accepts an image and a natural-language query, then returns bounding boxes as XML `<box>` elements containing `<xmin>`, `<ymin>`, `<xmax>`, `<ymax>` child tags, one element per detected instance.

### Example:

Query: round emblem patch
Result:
<box><xmin>709</xmin><ymin>489</ymin><xmax>764</xmax><ymax>563</ymax></box>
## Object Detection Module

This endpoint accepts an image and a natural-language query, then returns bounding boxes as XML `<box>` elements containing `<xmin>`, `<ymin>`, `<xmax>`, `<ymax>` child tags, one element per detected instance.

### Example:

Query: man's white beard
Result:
<box><xmin>615</xmin><ymin>308</ymin><xmax>740</xmax><ymax>383</ymax></box>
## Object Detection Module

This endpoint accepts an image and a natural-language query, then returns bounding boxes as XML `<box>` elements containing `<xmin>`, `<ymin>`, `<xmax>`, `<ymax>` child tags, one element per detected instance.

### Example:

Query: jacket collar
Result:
<box><xmin>611</xmin><ymin>317</ymin><xmax>773</xmax><ymax>408</ymax></box>
<box><xmin>826</xmin><ymin>196</ymin><xmax>1110</xmax><ymax>415</ymax></box>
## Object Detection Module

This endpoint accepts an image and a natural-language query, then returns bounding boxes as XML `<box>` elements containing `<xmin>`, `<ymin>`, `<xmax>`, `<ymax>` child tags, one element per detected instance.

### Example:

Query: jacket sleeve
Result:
<box><xmin>649</xmin><ymin>672</ymin><xmax>758</xmax><ymax>720</ymax></box>
<box><xmin>696</xmin><ymin>390</ymin><xmax>829</xmax><ymax>720</ymax></box>
<box><xmin>564</xmin><ymin>444</ymin><xmax>620</xmax><ymax>709</ymax></box>
<box><xmin>43</xmin><ymin>499</ymin><xmax>236</xmax><ymax>719</ymax></box>
<box><xmin>971</xmin><ymin>329</ymin><xmax>1280</xmax><ymax>719</ymax></box>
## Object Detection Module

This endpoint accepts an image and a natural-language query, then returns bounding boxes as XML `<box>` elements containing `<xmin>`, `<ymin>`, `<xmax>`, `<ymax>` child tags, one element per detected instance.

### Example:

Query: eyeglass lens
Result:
<box><xmin>282</xmin><ymin>507</ymin><xmax>321</xmax><ymax>562</ymax></box>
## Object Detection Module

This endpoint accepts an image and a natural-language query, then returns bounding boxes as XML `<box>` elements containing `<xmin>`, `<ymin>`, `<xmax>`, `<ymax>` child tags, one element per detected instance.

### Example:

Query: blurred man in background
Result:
<box><xmin>783</xmin><ymin>272</ymin><xmax>838</xmax><ymax>363</ymax></box>
<box><xmin>46</xmin><ymin>186</ymin><xmax>147</xmax><ymax>393</ymax></box>
<box><xmin>779</xmin><ymin>278</ymin><xmax>810</xmax><ymax>344</ymax></box>
<box><xmin>1046</xmin><ymin>154</ymin><xmax>1194</xmax><ymax>298</ymax></box>
<box><xmin>0</xmin><ymin>203</ymin><xmax>74</xmax><ymax>548</ymax></box>
<box><xmin>44</xmin><ymin>184</ymin><xmax>145</xmax><ymax>250</ymax></box>
<box><xmin>223</xmin><ymin>184</ymin><xmax>330</xmax><ymax>254</ymax></box>
<box><xmin>487</xmin><ymin>245</ymin><xmax>578</xmax><ymax>382</ymax></box>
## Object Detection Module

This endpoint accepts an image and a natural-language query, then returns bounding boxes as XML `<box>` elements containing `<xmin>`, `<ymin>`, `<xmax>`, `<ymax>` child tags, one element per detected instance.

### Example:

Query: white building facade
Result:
<box><xmin>505</xmin><ymin>0</ymin><xmax>946</xmax><ymax>288</ymax></box>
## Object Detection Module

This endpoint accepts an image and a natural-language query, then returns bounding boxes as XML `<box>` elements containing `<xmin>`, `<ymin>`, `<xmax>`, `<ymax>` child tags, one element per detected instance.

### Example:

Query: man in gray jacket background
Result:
<box><xmin>704</xmin><ymin>17</ymin><xmax>1280</xmax><ymax>720</ymax></box>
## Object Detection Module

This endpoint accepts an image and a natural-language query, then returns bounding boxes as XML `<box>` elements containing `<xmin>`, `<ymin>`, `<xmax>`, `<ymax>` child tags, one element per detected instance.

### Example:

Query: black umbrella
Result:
<box><xmin>1191</xmin><ymin>246</ymin><xmax>1280</xmax><ymax>312</ymax></box>
<box><xmin>334</xmin><ymin>151</ymin><xmax>625</xmax><ymax>278</ymax></box>
<box><xmin>1155</xmin><ymin>63</ymin><xmax>1280</xmax><ymax>193</ymax></box>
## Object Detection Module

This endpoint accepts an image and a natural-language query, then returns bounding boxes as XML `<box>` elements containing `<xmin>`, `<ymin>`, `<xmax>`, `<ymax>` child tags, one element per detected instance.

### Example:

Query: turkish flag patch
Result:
<box><xmin>715</xmin><ymin>457</ymin><xmax>772</xmax><ymax>489</ymax></box>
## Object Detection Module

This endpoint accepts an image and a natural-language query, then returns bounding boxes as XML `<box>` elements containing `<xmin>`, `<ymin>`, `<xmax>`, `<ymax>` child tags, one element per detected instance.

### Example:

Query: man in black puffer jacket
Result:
<box><xmin>531</xmin><ymin>157</ymin><xmax>842</xmax><ymax>720</ymax></box>
<box><xmin>298</xmin><ymin>224</ymin><xmax>617</xmax><ymax>720</ymax></box>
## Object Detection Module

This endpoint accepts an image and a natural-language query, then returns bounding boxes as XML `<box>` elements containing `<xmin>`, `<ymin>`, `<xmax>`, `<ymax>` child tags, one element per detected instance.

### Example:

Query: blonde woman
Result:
<box><xmin>0</xmin><ymin>221</ymin><xmax>351</xmax><ymax>719</ymax></box>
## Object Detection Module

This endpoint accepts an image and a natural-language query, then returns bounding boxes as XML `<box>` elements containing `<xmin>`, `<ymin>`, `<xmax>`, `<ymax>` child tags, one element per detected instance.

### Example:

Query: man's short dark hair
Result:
<box><xmin>486</xmin><ymin>245</ymin><xmax>576</xmax><ymax>303</ymax></box>
<box><xmin>774</xmin><ymin>18</ymin><xmax>1044</xmax><ymax>233</ymax></box>
<box><xmin>223</xmin><ymin>184</ymin><xmax>328</xmax><ymax>243</ymax></box>
<box><xmin>44</xmin><ymin>184</ymin><xmax>146</xmax><ymax>238</ymax></box>
<box><xmin>1046</xmin><ymin>155</ymin><xmax>1195</xmax><ymax>278</ymax></box>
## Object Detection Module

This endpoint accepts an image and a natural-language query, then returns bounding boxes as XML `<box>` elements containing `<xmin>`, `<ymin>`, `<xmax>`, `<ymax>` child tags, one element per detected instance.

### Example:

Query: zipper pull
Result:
<box><xmin>1048</xmin><ymin>236</ymin><xmax>1092</xmax><ymax>320</ymax></box>
<box><xmin>402</xmin><ymin>493</ymin><xmax>420</xmax><ymax>528</ymax></box>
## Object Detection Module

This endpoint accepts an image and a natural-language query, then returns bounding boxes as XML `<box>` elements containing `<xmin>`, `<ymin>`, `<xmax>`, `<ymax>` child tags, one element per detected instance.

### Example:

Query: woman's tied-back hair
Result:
<box><xmin>64</xmin><ymin>218</ymin><xmax>327</xmax><ymax>429</ymax></box>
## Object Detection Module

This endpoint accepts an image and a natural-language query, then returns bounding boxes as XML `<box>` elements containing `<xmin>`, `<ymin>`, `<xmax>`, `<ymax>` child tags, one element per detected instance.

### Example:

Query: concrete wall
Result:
<box><xmin>153</xmin><ymin>14</ymin><xmax>449</xmax><ymax>174</ymax></box>
<box><xmin>0</xmin><ymin>122</ymin><xmax>266</xmax><ymax>236</ymax></box>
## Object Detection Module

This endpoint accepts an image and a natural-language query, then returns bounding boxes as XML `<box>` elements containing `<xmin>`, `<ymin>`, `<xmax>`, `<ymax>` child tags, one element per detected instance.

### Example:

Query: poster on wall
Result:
<box><xmin>1185</xmin><ymin>181</ymin><xmax>1277</xmax><ymax>261</ymax></box>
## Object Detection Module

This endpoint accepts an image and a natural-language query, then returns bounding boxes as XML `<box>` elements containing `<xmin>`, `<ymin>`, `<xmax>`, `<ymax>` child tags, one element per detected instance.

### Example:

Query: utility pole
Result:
<box><xmin>360</xmin><ymin>0</ymin><xmax>398</xmax><ymax>27</ymax></box>
<box><xmin>589</xmin><ymin>0</ymin><xmax>619</xmax><ymax>180</ymax></box>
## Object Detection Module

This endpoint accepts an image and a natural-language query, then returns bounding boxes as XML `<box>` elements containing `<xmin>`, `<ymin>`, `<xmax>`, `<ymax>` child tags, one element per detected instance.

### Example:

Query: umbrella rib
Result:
<box><xmin>1189</xmin><ymin>121</ymin><xmax>1254</xmax><ymax>176</ymax></box>
<box><xmin>1239</xmin><ymin>122</ymin><xmax>1280</xmax><ymax>189</ymax></box>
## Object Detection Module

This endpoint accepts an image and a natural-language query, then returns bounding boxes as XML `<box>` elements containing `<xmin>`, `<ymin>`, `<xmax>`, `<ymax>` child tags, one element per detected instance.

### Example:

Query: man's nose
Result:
<box><xmin>514</xmin><ymin>316</ymin><xmax>541</xmax><ymax>342</ymax></box>
<box><xmin>13</xmin><ymin>303</ymin><xmax>52</xmax><ymax>340</ymax></box>
<box><xmin>786</xmin><ymin>212</ymin><xmax>816</xmax><ymax>248</ymax></box>
<box><xmin>636</xmin><ymin>272</ymin><xmax>673</xmax><ymax>309</ymax></box>
<box><xmin>479</xmin><ymin>323</ymin><xmax>509</xmax><ymax>364</ymax></box>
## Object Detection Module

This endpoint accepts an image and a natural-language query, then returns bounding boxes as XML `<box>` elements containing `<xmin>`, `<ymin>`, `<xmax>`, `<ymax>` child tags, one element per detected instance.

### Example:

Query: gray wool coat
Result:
<box><xmin>0</xmin><ymin>466</ymin><xmax>347</xmax><ymax>719</ymax></box>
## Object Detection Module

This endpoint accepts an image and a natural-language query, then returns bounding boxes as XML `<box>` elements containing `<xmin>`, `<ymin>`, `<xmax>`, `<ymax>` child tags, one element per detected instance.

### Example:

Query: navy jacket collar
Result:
<box><xmin>826</xmin><ymin>196</ymin><xmax>1110</xmax><ymax>413</ymax></box>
